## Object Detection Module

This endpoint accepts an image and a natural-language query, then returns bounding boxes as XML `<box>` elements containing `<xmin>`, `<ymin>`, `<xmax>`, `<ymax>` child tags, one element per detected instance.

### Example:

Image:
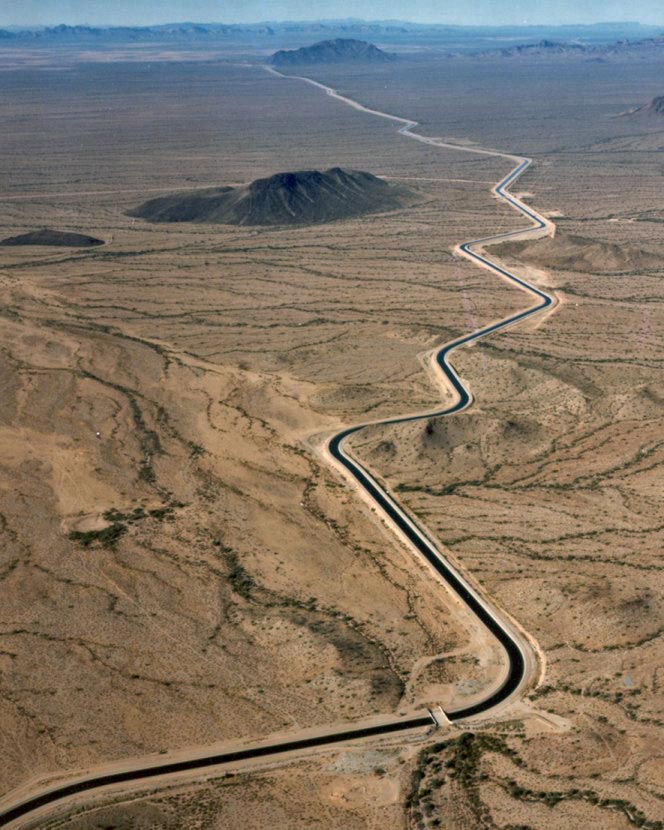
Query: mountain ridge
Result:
<box><xmin>0</xmin><ymin>20</ymin><xmax>656</xmax><ymax>46</ymax></box>
<box><xmin>464</xmin><ymin>33</ymin><xmax>664</xmax><ymax>59</ymax></box>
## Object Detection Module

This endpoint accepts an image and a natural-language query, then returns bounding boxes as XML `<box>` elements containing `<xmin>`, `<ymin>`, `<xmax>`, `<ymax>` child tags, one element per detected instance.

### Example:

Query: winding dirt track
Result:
<box><xmin>0</xmin><ymin>67</ymin><xmax>558</xmax><ymax>828</ymax></box>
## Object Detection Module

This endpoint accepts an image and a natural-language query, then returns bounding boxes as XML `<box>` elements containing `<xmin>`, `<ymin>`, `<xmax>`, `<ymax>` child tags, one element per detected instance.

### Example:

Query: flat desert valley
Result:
<box><xmin>0</xmin><ymin>28</ymin><xmax>663</xmax><ymax>830</ymax></box>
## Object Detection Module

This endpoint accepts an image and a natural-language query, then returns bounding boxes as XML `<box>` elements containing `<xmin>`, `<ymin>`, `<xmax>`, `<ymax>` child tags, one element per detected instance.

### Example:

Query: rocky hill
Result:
<box><xmin>270</xmin><ymin>38</ymin><xmax>395</xmax><ymax>66</ymax></box>
<box><xmin>129</xmin><ymin>168</ymin><xmax>415</xmax><ymax>227</ymax></box>
<box><xmin>495</xmin><ymin>232</ymin><xmax>660</xmax><ymax>273</ymax></box>
<box><xmin>0</xmin><ymin>229</ymin><xmax>104</xmax><ymax>247</ymax></box>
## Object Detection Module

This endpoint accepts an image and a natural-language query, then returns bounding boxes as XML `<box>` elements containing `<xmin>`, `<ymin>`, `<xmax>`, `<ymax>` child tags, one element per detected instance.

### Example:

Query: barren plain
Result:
<box><xmin>0</xmin><ymin>45</ymin><xmax>663</xmax><ymax>830</ymax></box>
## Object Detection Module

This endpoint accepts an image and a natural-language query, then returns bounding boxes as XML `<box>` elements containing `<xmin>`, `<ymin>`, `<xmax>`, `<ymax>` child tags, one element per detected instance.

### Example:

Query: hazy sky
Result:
<box><xmin>1</xmin><ymin>1</ymin><xmax>663</xmax><ymax>27</ymax></box>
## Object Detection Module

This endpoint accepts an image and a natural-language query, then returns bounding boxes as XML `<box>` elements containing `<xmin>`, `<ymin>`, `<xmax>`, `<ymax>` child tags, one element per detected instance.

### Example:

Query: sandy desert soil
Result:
<box><xmin>310</xmin><ymin>54</ymin><xmax>664</xmax><ymax>828</ymax></box>
<box><xmin>0</xmin><ymin>60</ymin><xmax>523</xmax><ymax>799</ymax></box>
<box><xmin>1</xmin><ymin>48</ymin><xmax>663</xmax><ymax>829</ymax></box>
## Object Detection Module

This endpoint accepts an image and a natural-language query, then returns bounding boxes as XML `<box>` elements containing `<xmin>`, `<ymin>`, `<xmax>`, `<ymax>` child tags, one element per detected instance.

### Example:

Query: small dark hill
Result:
<box><xmin>270</xmin><ymin>38</ymin><xmax>395</xmax><ymax>66</ymax></box>
<box><xmin>129</xmin><ymin>168</ymin><xmax>415</xmax><ymax>227</ymax></box>
<box><xmin>0</xmin><ymin>229</ymin><xmax>104</xmax><ymax>247</ymax></box>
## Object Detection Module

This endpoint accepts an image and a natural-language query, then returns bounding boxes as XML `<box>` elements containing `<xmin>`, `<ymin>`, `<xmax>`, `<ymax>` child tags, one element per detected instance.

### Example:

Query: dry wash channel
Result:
<box><xmin>0</xmin><ymin>68</ymin><xmax>558</xmax><ymax>828</ymax></box>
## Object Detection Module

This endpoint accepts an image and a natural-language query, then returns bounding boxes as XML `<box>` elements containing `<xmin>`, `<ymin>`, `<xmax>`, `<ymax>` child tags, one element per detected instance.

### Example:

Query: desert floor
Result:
<box><xmin>1</xmin><ymin>48</ymin><xmax>663</xmax><ymax>829</ymax></box>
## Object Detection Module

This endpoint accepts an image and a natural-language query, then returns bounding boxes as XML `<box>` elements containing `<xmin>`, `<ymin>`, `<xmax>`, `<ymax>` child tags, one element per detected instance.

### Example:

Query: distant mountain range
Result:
<box><xmin>1</xmin><ymin>20</ymin><xmax>663</xmax><ymax>64</ymax></box>
<box><xmin>129</xmin><ymin>168</ymin><xmax>416</xmax><ymax>227</ymax></box>
<box><xmin>0</xmin><ymin>23</ymin><xmax>252</xmax><ymax>40</ymax></box>
<box><xmin>271</xmin><ymin>38</ymin><xmax>395</xmax><ymax>65</ymax></box>
<box><xmin>0</xmin><ymin>20</ymin><xmax>660</xmax><ymax>48</ymax></box>
<box><xmin>467</xmin><ymin>34</ymin><xmax>664</xmax><ymax>59</ymax></box>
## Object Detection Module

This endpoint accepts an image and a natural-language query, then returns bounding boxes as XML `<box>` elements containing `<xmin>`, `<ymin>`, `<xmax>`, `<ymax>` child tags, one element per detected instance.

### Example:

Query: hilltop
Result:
<box><xmin>270</xmin><ymin>38</ymin><xmax>396</xmax><ymax>66</ymax></box>
<box><xmin>129</xmin><ymin>168</ymin><xmax>415</xmax><ymax>227</ymax></box>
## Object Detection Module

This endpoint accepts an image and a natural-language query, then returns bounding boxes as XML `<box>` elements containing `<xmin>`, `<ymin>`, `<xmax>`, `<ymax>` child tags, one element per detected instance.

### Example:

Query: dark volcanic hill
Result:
<box><xmin>0</xmin><ymin>229</ymin><xmax>104</xmax><ymax>247</ymax></box>
<box><xmin>270</xmin><ymin>38</ymin><xmax>395</xmax><ymax>66</ymax></box>
<box><xmin>129</xmin><ymin>168</ymin><xmax>415</xmax><ymax>227</ymax></box>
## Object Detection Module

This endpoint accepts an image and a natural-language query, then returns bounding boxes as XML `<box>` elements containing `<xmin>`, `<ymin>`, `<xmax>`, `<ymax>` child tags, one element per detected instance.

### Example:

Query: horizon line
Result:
<box><xmin>2</xmin><ymin>18</ymin><xmax>658</xmax><ymax>31</ymax></box>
